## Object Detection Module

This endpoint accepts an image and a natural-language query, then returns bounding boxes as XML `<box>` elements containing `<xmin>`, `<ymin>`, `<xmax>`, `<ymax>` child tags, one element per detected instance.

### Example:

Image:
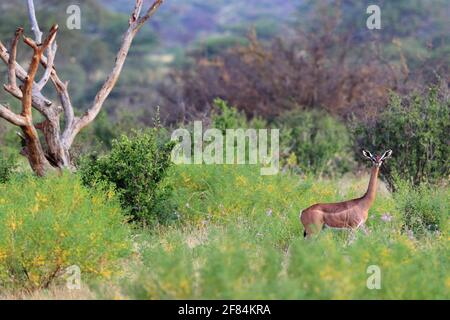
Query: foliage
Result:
<box><xmin>394</xmin><ymin>179</ymin><xmax>449</xmax><ymax>237</ymax></box>
<box><xmin>163</xmin><ymin>163</ymin><xmax>395</xmax><ymax>231</ymax></box>
<box><xmin>277</xmin><ymin>109</ymin><xmax>353</xmax><ymax>176</ymax></box>
<box><xmin>194</xmin><ymin>35</ymin><xmax>248</xmax><ymax>57</ymax></box>
<box><xmin>161</xmin><ymin>21</ymin><xmax>409</xmax><ymax>122</ymax></box>
<box><xmin>0</xmin><ymin>173</ymin><xmax>132</xmax><ymax>292</ymax></box>
<box><xmin>115</xmin><ymin>225</ymin><xmax>448</xmax><ymax>299</ymax></box>
<box><xmin>211</xmin><ymin>98</ymin><xmax>267</xmax><ymax>132</ymax></box>
<box><xmin>0</xmin><ymin>152</ymin><xmax>17</xmax><ymax>184</ymax></box>
<box><xmin>104</xmin><ymin>164</ymin><xmax>447</xmax><ymax>299</ymax></box>
<box><xmin>352</xmin><ymin>86</ymin><xmax>450</xmax><ymax>188</ymax></box>
<box><xmin>79</xmin><ymin>129</ymin><xmax>175</xmax><ymax>224</ymax></box>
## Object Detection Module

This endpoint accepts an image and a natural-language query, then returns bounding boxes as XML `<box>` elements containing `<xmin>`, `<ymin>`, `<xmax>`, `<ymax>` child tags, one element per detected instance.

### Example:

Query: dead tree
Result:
<box><xmin>0</xmin><ymin>0</ymin><xmax>164</xmax><ymax>176</ymax></box>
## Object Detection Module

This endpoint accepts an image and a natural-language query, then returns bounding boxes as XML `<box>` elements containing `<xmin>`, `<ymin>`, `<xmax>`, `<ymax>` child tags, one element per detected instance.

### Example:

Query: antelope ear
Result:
<box><xmin>381</xmin><ymin>149</ymin><xmax>393</xmax><ymax>160</ymax></box>
<box><xmin>362</xmin><ymin>149</ymin><xmax>374</xmax><ymax>160</ymax></box>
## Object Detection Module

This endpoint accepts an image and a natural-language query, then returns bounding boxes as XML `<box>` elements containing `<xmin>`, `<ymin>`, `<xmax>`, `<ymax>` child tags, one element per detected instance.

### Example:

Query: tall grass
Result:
<box><xmin>116</xmin><ymin>220</ymin><xmax>448</xmax><ymax>299</ymax></box>
<box><xmin>104</xmin><ymin>164</ymin><xmax>448</xmax><ymax>299</ymax></box>
<box><xmin>0</xmin><ymin>173</ymin><xmax>132</xmax><ymax>293</ymax></box>
<box><xmin>0</xmin><ymin>163</ymin><xmax>447</xmax><ymax>299</ymax></box>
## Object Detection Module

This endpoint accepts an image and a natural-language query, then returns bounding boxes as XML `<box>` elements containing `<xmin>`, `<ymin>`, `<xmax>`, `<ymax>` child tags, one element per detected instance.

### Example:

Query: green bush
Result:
<box><xmin>211</xmin><ymin>98</ymin><xmax>267</xmax><ymax>132</ymax></box>
<box><xmin>0</xmin><ymin>152</ymin><xmax>17</xmax><ymax>184</ymax></box>
<box><xmin>196</xmin><ymin>35</ymin><xmax>248</xmax><ymax>57</ymax></box>
<box><xmin>277</xmin><ymin>109</ymin><xmax>353</xmax><ymax>176</ymax></box>
<box><xmin>0</xmin><ymin>174</ymin><xmax>132</xmax><ymax>292</ymax></box>
<box><xmin>113</xmin><ymin>221</ymin><xmax>448</xmax><ymax>299</ymax></box>
<box><xmin>79</xmin><ymin>129</ymin><xmax>175</xmax><ymax>224</ymax></box>
<box><xmin>90</xmin><ymin>164</ymin><xmax>446</xmax><ymax>299</ymax></box>
<box><xmin>394</xmin><ymin>180</ymin><xmax>449</xmax><ymax>236</ymax></box>
<box><xmin>352</xmin><ymin>86</ymin><xmax>449</xmax><ymax>188</ymax></box>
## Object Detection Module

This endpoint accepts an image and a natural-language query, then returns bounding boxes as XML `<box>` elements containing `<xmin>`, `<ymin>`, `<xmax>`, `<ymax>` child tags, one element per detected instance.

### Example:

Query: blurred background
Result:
<box><xmin>0</xmin><ymin>0</ymin><xmax>449</xmax><ymax>179</ymax></box>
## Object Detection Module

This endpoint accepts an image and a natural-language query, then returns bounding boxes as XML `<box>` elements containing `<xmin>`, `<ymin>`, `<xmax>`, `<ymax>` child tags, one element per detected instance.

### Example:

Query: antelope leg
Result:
<box><xmin>360</xmin><ymin>224</ymin><xmax>370</xmax><ymax>235</ymax></box>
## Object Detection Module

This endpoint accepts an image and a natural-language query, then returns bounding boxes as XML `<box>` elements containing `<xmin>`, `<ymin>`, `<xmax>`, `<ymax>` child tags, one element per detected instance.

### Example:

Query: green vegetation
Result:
<box><xmin>0</xmin><ymin>174</ymin><xmax>132</xmax><ymax>293</ymax></box>
<box><xmin>1</xmin><ymin>148</ymin><xmax>448</xmax><ymax>298</ymax></box>
<box><xmin>278</xmin><ymin>109</ymin><xmax>353</xmax><ymax>176</ymax></box>
<box><xmin>211</xmin><ymin>98</ymin><xmax>268</xmax><ymax>132</ymax></box>
<box><xmin>103</xmin><ymin>164</ymin><xmax>448</xmax><ymax>299</ymax></box>
<box><xmin>0</xmin><ymin>0</ymin><xmax>448</xmax><ymax>300</ymax></box>
<box><xmin>0</xmin><ymin>152</ymin><xmax>17</xmax><ymax>183</ymax></box>
<box><xmin>394</xmin><ymin>180</ymin><xmax>449</xmax><ymax>236</ymax></box>
<box><xmin>79</xmin><ymin>129</ymin><xmax>175</xmax><ymax>224</ymax></box>
<box><xmin>353</xmin><ymin>87</ymin><xmax>450</xmax><ymax>188</ymax></box>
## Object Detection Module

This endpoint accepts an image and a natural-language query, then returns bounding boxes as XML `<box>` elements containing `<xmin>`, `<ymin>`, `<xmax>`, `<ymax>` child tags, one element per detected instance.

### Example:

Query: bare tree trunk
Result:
<box><xmin>0</xmin><ymin>0</ymin><xmax>164</xmax><ymax>176</ymax></box>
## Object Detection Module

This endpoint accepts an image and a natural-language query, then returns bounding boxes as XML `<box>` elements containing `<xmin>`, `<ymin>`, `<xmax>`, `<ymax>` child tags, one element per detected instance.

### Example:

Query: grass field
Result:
<box><xmin>0</xmin><ymin>164</ymin><xmax>448</xmax><ymax>299</ymax></box>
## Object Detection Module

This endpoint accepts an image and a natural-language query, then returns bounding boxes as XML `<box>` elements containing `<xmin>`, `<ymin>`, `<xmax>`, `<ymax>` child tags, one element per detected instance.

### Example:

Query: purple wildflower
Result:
<box><xmin>381</xmin><ymin>213</ymin><xmax>392</xmax><ymax>222</ymax></box>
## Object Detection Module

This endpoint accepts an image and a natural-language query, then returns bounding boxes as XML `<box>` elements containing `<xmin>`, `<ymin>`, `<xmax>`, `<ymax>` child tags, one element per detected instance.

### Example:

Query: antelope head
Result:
<box><xmin>362</xmin><ymin>149</ymin><xmax>393</xmax><ymax>167</ymax></box>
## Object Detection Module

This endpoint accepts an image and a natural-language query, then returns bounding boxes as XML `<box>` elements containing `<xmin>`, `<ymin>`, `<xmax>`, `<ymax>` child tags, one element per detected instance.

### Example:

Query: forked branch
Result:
<box><xmin>65</xmin><ymin>0</ymin><xmax>164</xmax><ymax>147</ymax></box>
<box><xmin>0</xmin><ymin>0</ymin><xmax>165</xmax><ymax>175</ymax></box>
<box><xmin>21</xmin><ymin>24</ymin><xmax>58</xmax><ymax>119</ymax></box>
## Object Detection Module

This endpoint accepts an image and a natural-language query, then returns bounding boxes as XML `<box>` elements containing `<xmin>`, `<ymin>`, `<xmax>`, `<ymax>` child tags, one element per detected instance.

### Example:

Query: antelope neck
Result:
<box><xmin>361</xmin><ymin>165</ymin><xmax>379</xmax><ymax>209</ymax></box>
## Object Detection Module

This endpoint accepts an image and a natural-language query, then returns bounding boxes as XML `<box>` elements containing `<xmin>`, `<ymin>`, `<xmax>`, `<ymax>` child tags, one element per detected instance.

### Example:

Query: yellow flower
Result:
<box><xmin>31</xmin><ymin>203</ymin><xmax>40</xmax><ymax>214</ymax></box>
<box><xmin>381</xmin><ymin>248</ymin><xmax>390</xmax><ymax>258</ymax></box>
<box><xmin>107</xmin><ymin>190</ymin><xmax>115</xmax><ymax>200</ymax></box>
<box><xmin>319</xmin><ymin>265</ymin><xmax>342</xmax><ymax>282</ymax></box>
<box><xmin>100</xmin><ymin>269</ymin><xmax>112</xmax><ymax>279</ymax></box>
<box><xmin>0</xmin><ymin>248</ymin><xmax>7</xmax><ymax>261</ymax></box>
<box><xmin>33</xmin><ymin>255</ymin><xmax>45</xmax><ymax>266</ymax></box>
<box><xmin>35</xmin><ymin>192</ymin><xmax>48</xmax><ymax>203</ymax></box>
<box><xmin>8</xmin><ymin>217</ymin><xmax>23</xmax><ymax>231</ymax></box>
<box><xmin>179</xmin><ymin>279</ymin><xmax>190</xmax><ymax>292</ymax></box>
<box><xmin>235</xmin><ymin>175</ymin><xmax>248</xmax><ymax>187</ymax></box>
<box><xmin>287</xmin><ymin>153</ymin><xmax>297</xmax><ymax>166</ymax></box>
<box><xmin>29</xmin><ymin>272</ymin><xmax>40</xmax><ymax>285</ymax></box>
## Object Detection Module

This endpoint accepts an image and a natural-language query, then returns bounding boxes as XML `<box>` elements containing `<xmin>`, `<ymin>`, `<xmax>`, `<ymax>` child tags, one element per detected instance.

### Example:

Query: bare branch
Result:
<box><xmin>26</xmin><ymin>0</ymin><xmax>43</xmax><ymax>44</ymax></box>
<box><xmin>40</xmin><ymin>25</ymin><xmax>58</xmax><ymax>51</ymax></box>
<box><xmin>65</xmin><ymin>0</ymin><xmax>164</xmax><ymax>147</ymax></box>
<box><xmin>7</xmin><ymin>28</ymin><xmax>23</xmax><ymax>91</ymax></box>
<box><xmin>55</xmin><ymin>80</ymin><xmax>74</xmax><ymax>139</ymax></box>
<box><xmin>22</xmin><ymin>25</ymin><xmax>58</xmax><ymax>119</ymax></box>
<box><xmin>23</xmin><ymin>25</ymin><xmax>58</xmax><ymax>54</ymax></box>
<box><xmin>0</xmin><ymin>40</ymin><xmax>52</xmax><ymax>107</ymax></box>
<box><xmin>0</xmin><ymin>2</ymin><xmax>68</xmax><ymax>174</ymax></box>
<box><xmin>36</xmin><ymin>40</ymin><xmax>57</xmax><ymax>91</ymax></box>
<box><xmin>130</xmin><ymin>0</ymin><xmax>144</xmax><ymax>25</ymax></box>
<box><xmin>136</xmin><ymin>0</ymin><xmax>164</xmax><ymax>31</ymax></box>
<box><xmin>23</xmin><ymin>35</ymin><xmax>39</xmax><ymax>51</ymax></box>
<box><xmin>0</xmin><ymin>103</ymin><xmax>27</xmax><ymax>126</ymax></box>
<box><xmin>35</xmin><ymin>48</ymin><xmax>75</xmax><ymax>137</ymax></box>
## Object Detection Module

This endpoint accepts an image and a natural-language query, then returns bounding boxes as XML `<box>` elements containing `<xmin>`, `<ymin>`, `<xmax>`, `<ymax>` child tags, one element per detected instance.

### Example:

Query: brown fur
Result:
<box><xmin>301</xmin><ymin>166</ymin><xmax>380</xmax><ymax>237</ymax></box>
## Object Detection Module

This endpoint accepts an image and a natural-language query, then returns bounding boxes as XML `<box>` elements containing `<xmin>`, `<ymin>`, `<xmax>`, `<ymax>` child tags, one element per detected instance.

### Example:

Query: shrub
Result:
<box><xmin>79</xmin><ymin>129</ymin><xmax>175</xmax><ymax>224</ymax></box>
<box><xmin>352</xmin><ymin>86</ymin><xmax>449</xmax><ymax>188</ymax></box>
<box><xmin>394</xmin><ymin>180</ymin><xmax>449</xmax><ymax>237</ymax></box>
<box><xmin>211</xmin><ymin>98</ymin><xmax>268</xmax><ymax>132</ymax></box>
<box><xmin>114</xmin><ymin>222</ymin><xmax>448</xmax><ymax>299</ymax></box>
<box><xmin>277</xmin><ymin>109</ymin><xmax>353</xmax><ymax>176</ymax></box>
<box><xmin>0</xmin><ymin>174</ymin><xmax>132</xmax><ymax>292</ymax></box>
<box><xmin>0</xmin><ymin>152</ymin><xmax>17</xmax><ymax>184</ymax></box>
<box><xmin>97</xmin><ymin>164</ymin><xmax>447</xmax><ymax>299</ymax></box>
